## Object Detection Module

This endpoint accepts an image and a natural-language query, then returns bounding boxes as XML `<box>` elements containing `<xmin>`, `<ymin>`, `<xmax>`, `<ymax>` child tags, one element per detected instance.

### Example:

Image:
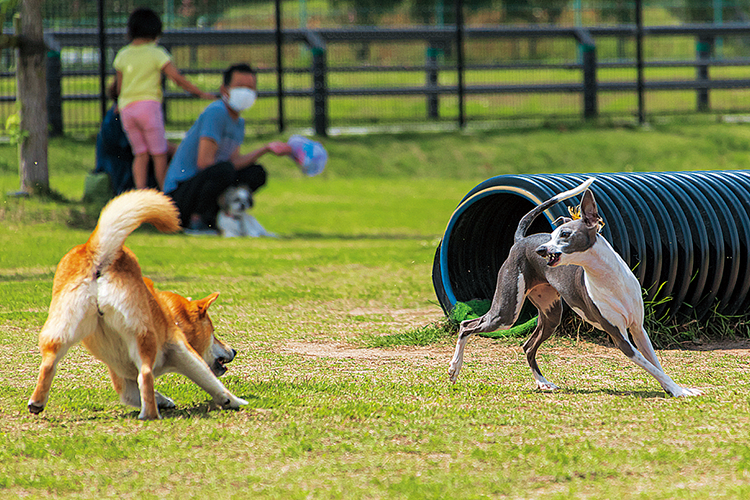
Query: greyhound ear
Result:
<box><xmin>580</xmin><ymin>189</ymin><xmax>601</xmax><ymax>230</ymax></box>
<box><xmin>553</xmin><ymin>216</ymin><xmax>573</xmax><ymax>226</ymax></box>
<box><xmin>194</xmin><ymin>292</ymin><xmax>220</xmax><ymax>317</ymax></box>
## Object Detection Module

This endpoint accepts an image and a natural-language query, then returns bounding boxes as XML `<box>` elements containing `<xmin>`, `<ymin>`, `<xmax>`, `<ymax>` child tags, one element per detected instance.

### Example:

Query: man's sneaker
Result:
<box><xmin>184</xmin><ymin>220</ymin><xmax>218</xmax><ymax>236</ymax></box>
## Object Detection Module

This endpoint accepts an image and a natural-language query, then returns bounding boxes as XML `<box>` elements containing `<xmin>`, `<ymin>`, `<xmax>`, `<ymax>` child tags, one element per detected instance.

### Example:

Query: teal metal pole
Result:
<box><xmin>714</xmin><ymin>0</ymin><xmax>723</xmax><ymax>58</ymax></box>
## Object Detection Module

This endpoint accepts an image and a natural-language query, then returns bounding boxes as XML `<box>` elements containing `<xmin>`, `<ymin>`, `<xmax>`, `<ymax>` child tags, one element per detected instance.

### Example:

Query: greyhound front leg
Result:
<box><xmin>631</xmin><ymin>349</ymin><xmax>702</xmax><ymax>397</ymax></box>
<box><xmin>630</xmin><ymin>325</ymin><xmax>664</xmax><ymax>372</ymax></box>
<box><xmin>611</xmin><ymin>330</ymin><xmax>702</xmax><ymax>397</ymax></box>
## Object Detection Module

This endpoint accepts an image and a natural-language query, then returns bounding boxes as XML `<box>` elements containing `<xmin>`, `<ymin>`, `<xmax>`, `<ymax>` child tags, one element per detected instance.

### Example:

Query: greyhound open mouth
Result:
<box><xmin>545</xmin><ymin>252</ymin><xmax>562</xmax><ymax>267</ymax></box>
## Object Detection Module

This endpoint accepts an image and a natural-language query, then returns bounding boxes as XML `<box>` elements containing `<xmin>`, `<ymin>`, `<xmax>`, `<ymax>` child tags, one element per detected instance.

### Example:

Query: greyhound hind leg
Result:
<box><xmin>448</xmin><ymin>265</ymin><xmax>529</xmax><ymax>384</ymax></box>
<box><xmin>523</xmin><ymin>285</ymin><xmax>563</xmax><ymax>391</ymax></box>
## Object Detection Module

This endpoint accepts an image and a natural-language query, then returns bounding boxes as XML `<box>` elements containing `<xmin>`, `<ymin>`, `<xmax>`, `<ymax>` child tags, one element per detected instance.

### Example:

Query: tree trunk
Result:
<box><xmin>16</xmin><ymin>0</ymin><xmax>48</xmax><ymax>194</ymax></box>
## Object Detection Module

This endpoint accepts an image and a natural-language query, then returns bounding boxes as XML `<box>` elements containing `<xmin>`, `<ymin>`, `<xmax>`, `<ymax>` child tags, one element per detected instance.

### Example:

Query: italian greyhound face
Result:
<box><xmin>535</xmin><ymin>189</ymin><xmax>602</xmax><ymax>267</ymax></box>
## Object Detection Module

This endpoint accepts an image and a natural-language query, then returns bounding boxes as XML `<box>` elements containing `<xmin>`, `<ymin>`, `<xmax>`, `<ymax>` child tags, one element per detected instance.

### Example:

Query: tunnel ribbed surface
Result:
<box><xmin>432</xmin><ymin>171</ymin><xmax>750</xmax><ymax>322</ymax></box>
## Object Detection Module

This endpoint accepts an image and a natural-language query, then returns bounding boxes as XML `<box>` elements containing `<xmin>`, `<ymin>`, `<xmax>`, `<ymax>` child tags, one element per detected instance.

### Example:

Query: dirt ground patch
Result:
<box><xmin>281</xmin><ymin>342</ymin><xmax>452</xmax><ymax>361</ymax></box>
<box><xmin>681</xmin><ymin>338</ymin><xmax>750</xmax><ymax>354</ymax></box>
<box><xmin>278</xmin><ymin>334</ymin><xmax>750</xmax><ymax>372</ymax></box>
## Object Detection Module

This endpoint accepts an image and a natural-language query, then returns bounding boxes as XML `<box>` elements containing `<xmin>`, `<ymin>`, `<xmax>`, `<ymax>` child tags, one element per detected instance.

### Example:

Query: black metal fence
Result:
<box><xmin>4</xmin><ymin>1</ymin><xmax>750</xmax><ymax>136</ymax></box>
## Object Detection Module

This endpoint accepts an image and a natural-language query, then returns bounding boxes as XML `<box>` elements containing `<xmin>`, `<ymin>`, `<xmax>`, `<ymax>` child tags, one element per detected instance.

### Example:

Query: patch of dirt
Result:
<box><xmin>270</xmin><ymin>303</ymin><xmax>750</xmax><ymax>378</ymax></box>
<box><xmin>280</xmin><ymin>340</ymin><xmax>453</xmax><ymax>364</ymax></box>
<box><xmin>678</xmin><ymin>339</ymin><xmax>750</xmax><ymax>354</ymax></box>
<box><xmin>277</xmin><ymin>335</ymin><xmax>750</xmax><ymax>372</ymax></box>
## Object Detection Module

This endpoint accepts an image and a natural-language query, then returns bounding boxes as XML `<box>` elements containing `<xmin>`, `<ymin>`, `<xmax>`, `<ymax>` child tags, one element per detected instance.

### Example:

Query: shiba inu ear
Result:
<box><xmin>142</xmin><ymin>277</ymin><xmax>158</xmax><ymax>294</ymax></box>
<box><xmin>194</xmin><ymin>292</ymin><xmax>220</xmax><ymax>317</ymax></box>
<box><xmin>580</xmin><ymin>189</ymin><xmax>602</xmax><ymax>230</ymax></box>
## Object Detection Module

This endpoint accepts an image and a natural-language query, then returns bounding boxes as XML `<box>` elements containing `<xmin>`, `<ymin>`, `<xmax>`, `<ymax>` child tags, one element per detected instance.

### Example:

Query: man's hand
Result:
<box><xmin>266</xmin><ymin>141</ymin><xmax>293</xmax><ymax>156</ymax></box>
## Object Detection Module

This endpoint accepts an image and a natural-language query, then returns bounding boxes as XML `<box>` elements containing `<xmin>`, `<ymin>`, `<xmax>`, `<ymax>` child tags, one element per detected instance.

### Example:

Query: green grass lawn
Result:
<box><xmin>2</xmin><ymin>123</ymin><xmax>750</xmax><ymax>498</ymax></box>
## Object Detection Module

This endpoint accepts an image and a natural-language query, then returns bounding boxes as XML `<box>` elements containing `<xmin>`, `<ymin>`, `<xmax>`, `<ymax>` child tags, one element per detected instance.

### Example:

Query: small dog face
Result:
<box><xmin>536</xmin><ymin>189</ymin><xmax>602</xmax><ymax>267</ymax></box>
<box><xmin>210</xmin><ymin>338</ymin><xmax>236</xmax><ymax>376</ymax></box>
<box><xmin>157</xmin><ymin>288</ymin><xmax>237</xmax><ymax>377</ymax></box>
<box><xmin>219</xmin><ymin>185</ymin><xmax>253</xmax><ymax>217</ymax></box>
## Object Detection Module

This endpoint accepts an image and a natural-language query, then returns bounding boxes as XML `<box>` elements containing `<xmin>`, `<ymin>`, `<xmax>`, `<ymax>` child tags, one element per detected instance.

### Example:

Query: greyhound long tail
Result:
<box><xmin>514</xmin><ymin>177</ymin><xmax>594</xmax><ymax>243</ymax></box>
<box><xmin>86</xmin><ymin>189</ymin><xmax>181</xmax><ymax>274</ymax></box>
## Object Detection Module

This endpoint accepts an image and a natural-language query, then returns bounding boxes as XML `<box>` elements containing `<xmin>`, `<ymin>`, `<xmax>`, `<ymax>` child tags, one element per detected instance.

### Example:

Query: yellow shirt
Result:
<box><xmin>113</xmin><ymin>42</ymin><xmax>172</xmax><ymax>110</ymax></box>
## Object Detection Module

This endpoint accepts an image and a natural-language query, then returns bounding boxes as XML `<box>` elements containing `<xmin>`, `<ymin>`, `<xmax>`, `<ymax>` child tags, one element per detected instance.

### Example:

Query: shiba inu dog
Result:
<box><xmin>28</xmin><ymin>189</ymin><xmax>248</xmax><ymax>420</ymax></box>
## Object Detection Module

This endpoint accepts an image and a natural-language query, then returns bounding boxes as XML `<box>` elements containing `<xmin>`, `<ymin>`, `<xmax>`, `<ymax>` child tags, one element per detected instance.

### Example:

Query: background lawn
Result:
<box><xmin>1</xmin><ymin>123</ymin><xmax>750</xmax><ymax>498</ymax></box>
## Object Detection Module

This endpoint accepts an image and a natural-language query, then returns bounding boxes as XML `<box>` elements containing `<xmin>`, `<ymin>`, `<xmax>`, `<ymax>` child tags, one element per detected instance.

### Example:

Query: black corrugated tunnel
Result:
<box><xmin>432</xmin><ymin>171</ymin><xmax>750</xmax><ymax>322</ymax></box>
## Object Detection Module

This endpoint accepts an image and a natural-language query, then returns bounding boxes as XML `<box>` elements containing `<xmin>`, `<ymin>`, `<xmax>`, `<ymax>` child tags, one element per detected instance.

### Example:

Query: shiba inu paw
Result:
<box><xmin>156</xmin><ymin>393</ymin><xmax>176</xmax><ymax>410</ymax></box>
<box><xmin>27</xmin><ymin>400</ymin><xmax>45</xmax><ymax>414</ymax></box>
<box><xmin>220</xmin><ymin>394</ymin><xmax>248</xmax><ymax>410</ymax></box>
<box><xmin>138</xmin><ymin>410</ymin><xmax>162</xmax><ymax>421</ymax></box>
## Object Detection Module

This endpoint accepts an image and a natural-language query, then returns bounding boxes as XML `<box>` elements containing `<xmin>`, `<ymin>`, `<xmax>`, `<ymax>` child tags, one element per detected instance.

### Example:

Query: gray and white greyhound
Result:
<box><xmin>448</xmin><ymin>178</ymin><xmax>702</xmax><ymax>397</ymax></box>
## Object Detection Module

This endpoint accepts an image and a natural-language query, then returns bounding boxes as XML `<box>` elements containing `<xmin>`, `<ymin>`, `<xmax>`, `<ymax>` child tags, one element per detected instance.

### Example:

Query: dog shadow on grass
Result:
<box><xmin>125</xmin><ymin>395</ymin><xmax>261</xmax><ymax>420</ymax></box>
<box><xmin>539</xmin><ymin>387</ymin><xmax>670</xmax><ymax>399</ymax></box>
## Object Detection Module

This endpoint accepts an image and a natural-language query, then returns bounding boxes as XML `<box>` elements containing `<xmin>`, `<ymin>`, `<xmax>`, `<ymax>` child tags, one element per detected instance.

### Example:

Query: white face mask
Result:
<box><xmin>225</xmin><ymin>87</ymin><xmax>257</xmax><ymax>113</ymax></box>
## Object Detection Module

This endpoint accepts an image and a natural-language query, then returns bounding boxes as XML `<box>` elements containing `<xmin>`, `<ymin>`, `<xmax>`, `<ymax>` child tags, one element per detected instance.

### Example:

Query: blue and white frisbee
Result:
<box><xmin>288</xmin><ymin>135</ymin><xmax>327</xmax><ymax>176</ymax></box>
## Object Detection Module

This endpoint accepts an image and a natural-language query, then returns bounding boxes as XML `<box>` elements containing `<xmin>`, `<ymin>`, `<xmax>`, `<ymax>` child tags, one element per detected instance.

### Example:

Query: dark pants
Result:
<box><xmin>167</xmin><ymin>161</ymin><xmax>267</xmax><ymax>228</ymax></box>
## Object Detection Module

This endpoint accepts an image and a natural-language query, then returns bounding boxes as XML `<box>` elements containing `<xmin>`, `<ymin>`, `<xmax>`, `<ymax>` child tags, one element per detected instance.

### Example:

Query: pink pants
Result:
<box><xmin>120</xmin><ymin>100</ymin><xmax>168</xmax><ymax>156</ymax></box>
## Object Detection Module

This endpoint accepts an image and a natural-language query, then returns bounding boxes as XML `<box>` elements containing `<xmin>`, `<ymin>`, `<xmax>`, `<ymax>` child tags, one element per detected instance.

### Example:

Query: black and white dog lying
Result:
<box><xmin>448</xmin><ymin>178</ymin><xmax>702</xmax><ymax>397</ymax></box>
<box><xmin>216</xmin><ymin>185</ymin><xmax>276</xmax><ymax>238</ymax></box>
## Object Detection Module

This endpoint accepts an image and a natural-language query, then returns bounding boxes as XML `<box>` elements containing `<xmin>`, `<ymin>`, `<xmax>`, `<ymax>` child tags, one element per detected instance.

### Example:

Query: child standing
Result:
<box><xmin>114</xmin><ymin>8</ymin><xmax>214</xmax><ymax>190</ymax></box>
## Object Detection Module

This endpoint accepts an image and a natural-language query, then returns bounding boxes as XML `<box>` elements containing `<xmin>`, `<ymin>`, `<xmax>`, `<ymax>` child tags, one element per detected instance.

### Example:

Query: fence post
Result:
<box><xmin>306</xmin><ymin>31</ymin><xmax>328</xmax><ymax>136</ymax></box>
<box><xmin>455</xmin><ymin>0</ymin><xmax>465</xmax><ymax>129</ymax></box>
<box><xmin>635</xmin><ymin>0</ymin><xmax>645</xmax><ymax>124</ymax></box>
<box><xmin>696</xmin><ymin>36</ymin><xmax>713</xmax><ymax>112</ymax></box>
<box><xmin>426</xmin><ymin>45</ymin><xmax>439</xmax><ymax>119</ymax></box>
<box><xmin>45</xmin><ymin>35</ymin><xmax>63</xmax><ymax>136</ymax></box>
<box><xmin>97</xmin><ymin>0</ymin><xmax>106</xmax><ymax>122</ymax></box>
<box><xmin>274</xmin><ymin>0</ymin><xmax>284</xmax><ymax>133</ymax></box>
<box><xmin>575</xmin><ymin>29</ymin><xmax>598</xmax><ymax>120</ymax></box>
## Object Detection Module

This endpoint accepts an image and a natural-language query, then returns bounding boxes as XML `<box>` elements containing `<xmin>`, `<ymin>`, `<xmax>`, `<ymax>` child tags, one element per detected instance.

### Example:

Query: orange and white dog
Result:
<box><xmin>27</xmin><ymin>190</ymin><xmax>248</xmax><ymax>420</ymax></box>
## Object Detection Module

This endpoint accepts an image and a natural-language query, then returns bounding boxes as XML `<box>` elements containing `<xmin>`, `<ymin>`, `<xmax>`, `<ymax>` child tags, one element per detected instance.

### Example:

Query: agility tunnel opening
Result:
<box><xmin>433</xmin><ymin>171</ymin><xmax>750</xmax><ymax>323</ymax></box>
